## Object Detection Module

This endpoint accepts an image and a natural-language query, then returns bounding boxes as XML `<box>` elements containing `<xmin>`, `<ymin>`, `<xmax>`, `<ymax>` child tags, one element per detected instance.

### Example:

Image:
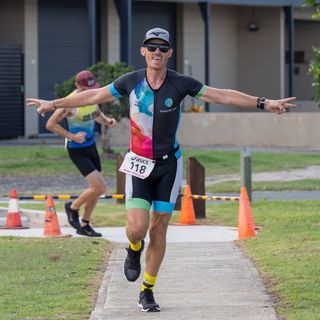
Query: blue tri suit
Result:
<box><xmin>65</xmin><ymin>93</ymin><xmax>101</xmax><ymax>177</ymax></box>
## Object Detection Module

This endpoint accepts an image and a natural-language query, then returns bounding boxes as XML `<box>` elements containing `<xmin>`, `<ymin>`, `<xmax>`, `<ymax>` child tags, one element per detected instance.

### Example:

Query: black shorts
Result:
<box><xmin>125</xmin><ymin>156</ymin><xmax>183</xmax><ymax>214</ymax></box>
<box><xmin>67</xmin><ymin>143</ymin><xmax>101</xmax><ymax>177</ymax></box>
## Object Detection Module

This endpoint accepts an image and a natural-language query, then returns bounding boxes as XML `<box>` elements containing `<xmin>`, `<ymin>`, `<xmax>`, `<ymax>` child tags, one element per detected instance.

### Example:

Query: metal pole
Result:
<box><xmin>199</xmin><ymin>2</ymin><xmax>211</xmax><ymax>112</ymax></box>
<box><xmin>284</xmin><ymin>6</ymin><xmax>294</xmax><ymax>98</ymax></box>
<box><xmin>240</xmin><ymin>147</ymin><xmax>252</xmax><ymax>201</ymax></box>
<box><xmin>114</xmin><ymin>0</ymin><xmax>132</xmax><ymax>65</ymax></box>
<box><xmin>88</xmin><ymin>0</ymin><xmax>98</xmax><ymax>65</ymax></box>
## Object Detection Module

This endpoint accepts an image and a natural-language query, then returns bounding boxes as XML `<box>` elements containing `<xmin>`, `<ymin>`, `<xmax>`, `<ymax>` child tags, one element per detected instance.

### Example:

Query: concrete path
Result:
<box><xmin>206</xmin><ymin>165</ymin><xmax>320</xmax><ymax>185</ymax></box>
<box><xmin>87</xmin><ymin>227</ymin><xmax>277</xmax><ymax>320</ymax></box>
<box><xmin>0</xmin><ymin>225</ymin><xmax>238</xmax><ymax>242</ymax></box>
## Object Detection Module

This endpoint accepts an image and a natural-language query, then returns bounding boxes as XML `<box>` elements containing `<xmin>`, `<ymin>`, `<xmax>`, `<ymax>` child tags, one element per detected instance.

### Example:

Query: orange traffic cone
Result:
<box><xmin>179</xmin><ymin>185</ymin><xmax>196</xmax><ymax>225</ymax></box>
<box><xmin>238</xmin><ymin>187</ymin><xmax>255</xmax><ymax>239</ymax></box>
<box><xmin>241</xmin><ymin>187</ymin><xmax>256</xmax><ymax>229</ymax></box>
<box><xmin>1</xmin><ymin>189</ymin><xmax>29</xmax><ymax>229</ymax></box>
<box><xmin>44</xmin><ymin>195</ymin><xmax>71</xmax><ymax>237</ymax></box>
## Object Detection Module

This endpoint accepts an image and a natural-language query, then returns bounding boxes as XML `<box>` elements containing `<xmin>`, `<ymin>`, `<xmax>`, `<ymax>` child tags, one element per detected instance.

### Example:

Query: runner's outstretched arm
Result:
<box><xmin>26</xmin><ymin>85</ymin><xmax>116</xmax><ymax>116</ymax></box>
<box><xmin>197</xmin><ymin>85</ymin><xmax>296</xmax><ymax>114</ymax></box>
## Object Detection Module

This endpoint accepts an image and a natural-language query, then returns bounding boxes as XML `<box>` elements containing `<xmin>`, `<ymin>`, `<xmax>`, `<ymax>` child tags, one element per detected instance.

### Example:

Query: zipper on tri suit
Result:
<box><xmin>152</xmin><ymin>89</ymin><xmax>157</xmax><ymax>160</ymax></box>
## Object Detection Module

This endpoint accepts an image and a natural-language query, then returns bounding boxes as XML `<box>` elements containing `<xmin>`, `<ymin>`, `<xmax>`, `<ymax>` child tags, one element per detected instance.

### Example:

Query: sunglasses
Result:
<box><xmin>144</xmin><ymin>43</ymin><xmax>170</xmax><ymax>53</ymax></box>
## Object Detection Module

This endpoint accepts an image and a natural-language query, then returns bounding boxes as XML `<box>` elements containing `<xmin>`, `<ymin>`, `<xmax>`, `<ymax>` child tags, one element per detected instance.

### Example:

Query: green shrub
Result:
<box><xmin>304</xmin><ymin>0</ymin><xmax>320</xmax><ymax>105</ymax></box>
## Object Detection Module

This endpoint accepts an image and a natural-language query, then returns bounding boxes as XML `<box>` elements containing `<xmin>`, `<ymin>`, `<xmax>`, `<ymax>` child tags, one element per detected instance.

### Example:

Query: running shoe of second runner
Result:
<box><xmin>138</xmin><ymin>289</ymin><xmax>161</xmax><ymax>312</ymax></box>
<box><xmin>76</xmin><ymin>223</ymin><xmax>102</xmax><ymax>237</ymax></box>
<box><xmin>64</xmin><ymin>201</ymin><xmax>81</xmax><ymax>230</ymax></box>
<box><xmin>124</xmin><ymin>240</ymin><xmax>145</xmax><ymax>281</ymax></box>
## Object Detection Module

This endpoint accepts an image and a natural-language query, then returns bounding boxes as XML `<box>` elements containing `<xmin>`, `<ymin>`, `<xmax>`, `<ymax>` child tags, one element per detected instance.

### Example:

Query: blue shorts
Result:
<box><xmin>125</xmin><ymin>156</ymin><xmax>183</xmax><ymax>214</ymax></box>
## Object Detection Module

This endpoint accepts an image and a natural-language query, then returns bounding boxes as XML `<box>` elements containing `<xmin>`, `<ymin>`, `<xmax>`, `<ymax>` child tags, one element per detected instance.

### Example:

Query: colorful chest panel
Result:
<box><xmin>66</xmin><ymin>91</ymin><xmax>98</xmax><ymax>148</ymax></box>
<box><xmin>111</xmin><ymin>69</ymin><xmax>204</xmax><ymax>159</ymax></box>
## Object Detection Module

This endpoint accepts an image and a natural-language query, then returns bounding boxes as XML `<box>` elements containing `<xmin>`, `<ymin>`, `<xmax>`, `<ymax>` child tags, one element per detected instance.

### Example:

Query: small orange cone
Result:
<box><xmin>238</xmin><ymin>187</ymin><xmax>256</xmax><ymax>239</ymax></box>
<box><xmin>44</xmin><ymin>195</ymin><xmax>71</xmax><ymax>237</ymax></box>
<box><xmin>1</xmin><ymin>189</ymin><xmax>29</xmax><ymax>229</ymax></box>
<box><xmin>179</xmin><ymin>185</ymin><xmax>196</xmax><ymax>225</ymax></box>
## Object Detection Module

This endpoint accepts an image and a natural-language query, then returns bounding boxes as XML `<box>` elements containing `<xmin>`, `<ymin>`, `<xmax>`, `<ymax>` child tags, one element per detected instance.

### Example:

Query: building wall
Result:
<box><xmin>211</xmin><ymin>5</ymin><xmax>238</xmax><ymax>90</ymax></box>
<box><xmin>237</xmin><ymin>6</ymin><xmax>283</xmax><ymax>99</ymax></box>
<box><xmin>209</xmin><ymin>5</ymin><xmax>239</xmax><ymax>111</ymax></box>
<box><xmin>182</xmin><ymin>4</ymin><xmax>239</xmax><ymax>88</ymax></box>
<box><xmin>182</xmin><ymin>3</ymin><xmax>205</xmax><ymax>83</ymax></box>
<box><xmin>178</xmin><ymin>112</ymin><xmax>320</xmax><ymax>148</ymax></box>
<box><xmin>181</xmin><ymin>4</ymin><xmax>284</xmax><ymax>112</ymax></box>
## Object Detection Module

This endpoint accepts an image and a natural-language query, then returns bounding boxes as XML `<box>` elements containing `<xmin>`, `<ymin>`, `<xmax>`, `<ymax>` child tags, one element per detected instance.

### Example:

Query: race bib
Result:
<box><xmin>119</xmin><ymin>151</ymin><xmax>155</xmax><ymax>179</ymax></box>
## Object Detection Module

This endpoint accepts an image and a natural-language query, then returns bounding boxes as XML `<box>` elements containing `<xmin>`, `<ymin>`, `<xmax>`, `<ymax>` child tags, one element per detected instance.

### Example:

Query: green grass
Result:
<box><xmin>0</xmin><ymin>146</ymin><xmax>117</xmax><ymax>176</ymax></box>
<box><xmin>0</xmin><ymin>237</ymin><xmax>110</xmax><ymax>320</ymax></box>
<box><xmin>1</xmin><ymin>146</ymin><xmax>320</xmax><ymax>177</ymax></box>
<box><xmin>182</xmin><ymin>148</ymin><xmax>320</xmax><ymax>176</ymax></box>
<box><xmin>244</xmin><ymin>201</ymin><xmax>320</xmax><ymax>320</ymax></box>
<box><xmin>206</xmin><ymin>179</ymin><xmax>320</xmax><ymax>193</ymax></box>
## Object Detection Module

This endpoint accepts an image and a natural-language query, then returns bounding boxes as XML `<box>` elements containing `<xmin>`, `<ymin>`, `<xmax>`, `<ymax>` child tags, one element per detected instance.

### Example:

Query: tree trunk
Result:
<box><xmin>101</xmin><ymin>125</ymin><xmax>114</xmax><ymax>155</ymax></box>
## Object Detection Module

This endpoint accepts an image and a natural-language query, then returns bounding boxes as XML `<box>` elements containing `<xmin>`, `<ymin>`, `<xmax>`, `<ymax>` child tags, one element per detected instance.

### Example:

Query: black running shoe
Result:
<box><xmin>124</xmin><ymin>240</ymin><xmax>145</xmax><ymax>282</ymax></box>
<box><xmin>138</xmin><ymin>289</ymin><xmax>160</xmax><ymax>312</ymax></box>
<box><xmin>76</xmin><ymin>224</ymin><xmax>102</xmax><ymax>237</ymax></box>
<box><xmin>64</xmin><ymin>202</ymin><xmax>81</xmax><ymax>230</ymax></box>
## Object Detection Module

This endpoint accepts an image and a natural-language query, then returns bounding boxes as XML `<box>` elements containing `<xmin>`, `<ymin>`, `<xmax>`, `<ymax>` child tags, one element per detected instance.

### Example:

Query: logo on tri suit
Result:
<box><xmin>82</xmin><ymin>111</ymin><xmax>97</xmax><ymax>121</ymax></box>
<box><xmin>161</xmin><ymin>98</ymin><xmax>176</xmax><ymax>113</ymax></box>
<box><xmin>165</xmin><ymin>98</ymin><xmax>173</xmax><ymax>107</ymax></box>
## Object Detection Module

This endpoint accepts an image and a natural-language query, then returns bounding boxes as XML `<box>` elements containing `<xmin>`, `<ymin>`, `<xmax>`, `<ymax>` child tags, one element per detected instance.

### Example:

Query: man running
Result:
<box><xmin>46</xmin><ymin>70</ymin><xmax>116</xmax><ymax>237</ymax></box>
<box><xmin>27</xmin><ymin>27</ymin><xmax>296</xmax><ymax>312</ymax></box>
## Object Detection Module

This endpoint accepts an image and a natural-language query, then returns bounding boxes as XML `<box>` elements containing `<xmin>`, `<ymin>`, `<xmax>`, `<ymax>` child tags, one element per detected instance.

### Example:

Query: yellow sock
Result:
<box><xmin>129</xmin><ymin>241</ymin><xmax>142</xmax><ymax>252</ymax></box>
<box><xmin>140</xmin><ymin>272</ymin><xmax>157</xmax><ymax>292</ymax></box>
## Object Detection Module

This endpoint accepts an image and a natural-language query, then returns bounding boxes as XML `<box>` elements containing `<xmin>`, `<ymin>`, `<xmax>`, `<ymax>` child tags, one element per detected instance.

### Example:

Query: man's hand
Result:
<box><xmin>26</xmin><ymin>98</ymin><xmax>55</xmax><ymax>116</ymax></box>
<box><xmin>72</xmin><ymin>132</ymin><xmax>86</xmax><ymax>144</ymax></box>
<box><xmin>265</xmin><ymin>97</ymin><xmax>296</xmax><ymax>114</ymax></box>
<box><xmin>107</xmin><ymin>118</ymin><xmax>117</xmax><ymax>128</ymax></box>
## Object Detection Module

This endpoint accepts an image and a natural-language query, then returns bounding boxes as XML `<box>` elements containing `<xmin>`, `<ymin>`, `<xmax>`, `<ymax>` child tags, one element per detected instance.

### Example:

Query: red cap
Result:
<box><xmin>76</xmin><ymin>70</ymin><xmax>100</xmax><ymax>89</ymax></box>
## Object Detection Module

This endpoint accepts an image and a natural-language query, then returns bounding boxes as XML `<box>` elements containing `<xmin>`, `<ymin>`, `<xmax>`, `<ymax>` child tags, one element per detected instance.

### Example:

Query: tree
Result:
<box><xmin>304</xmin><ymin>0</ymin><xmax>320</xmax><ymax>104</ymax></box>
<box><xmin>54</xmin><ymin>62</ymin><xmax>133</xmax><ymax>155</ymax></box>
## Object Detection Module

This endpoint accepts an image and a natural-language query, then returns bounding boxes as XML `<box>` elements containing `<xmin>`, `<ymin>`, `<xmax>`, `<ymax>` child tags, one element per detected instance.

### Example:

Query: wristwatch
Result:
<box><xmin>257</xmin><ymin>97</ymin><xmax>266</xmax><ymax>110</ymax></box>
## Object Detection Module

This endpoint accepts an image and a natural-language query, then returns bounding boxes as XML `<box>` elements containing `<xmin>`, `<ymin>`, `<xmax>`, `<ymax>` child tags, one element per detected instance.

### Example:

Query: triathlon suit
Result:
<box><xmin>110</xmin><ymin>69</ymin><xmax>205</xmax><ymax>213</ymax></box>
<box><xmin>66</xmin><ymin>92</ymin><xmax>101</xmax><ymax>177</ymax></box>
